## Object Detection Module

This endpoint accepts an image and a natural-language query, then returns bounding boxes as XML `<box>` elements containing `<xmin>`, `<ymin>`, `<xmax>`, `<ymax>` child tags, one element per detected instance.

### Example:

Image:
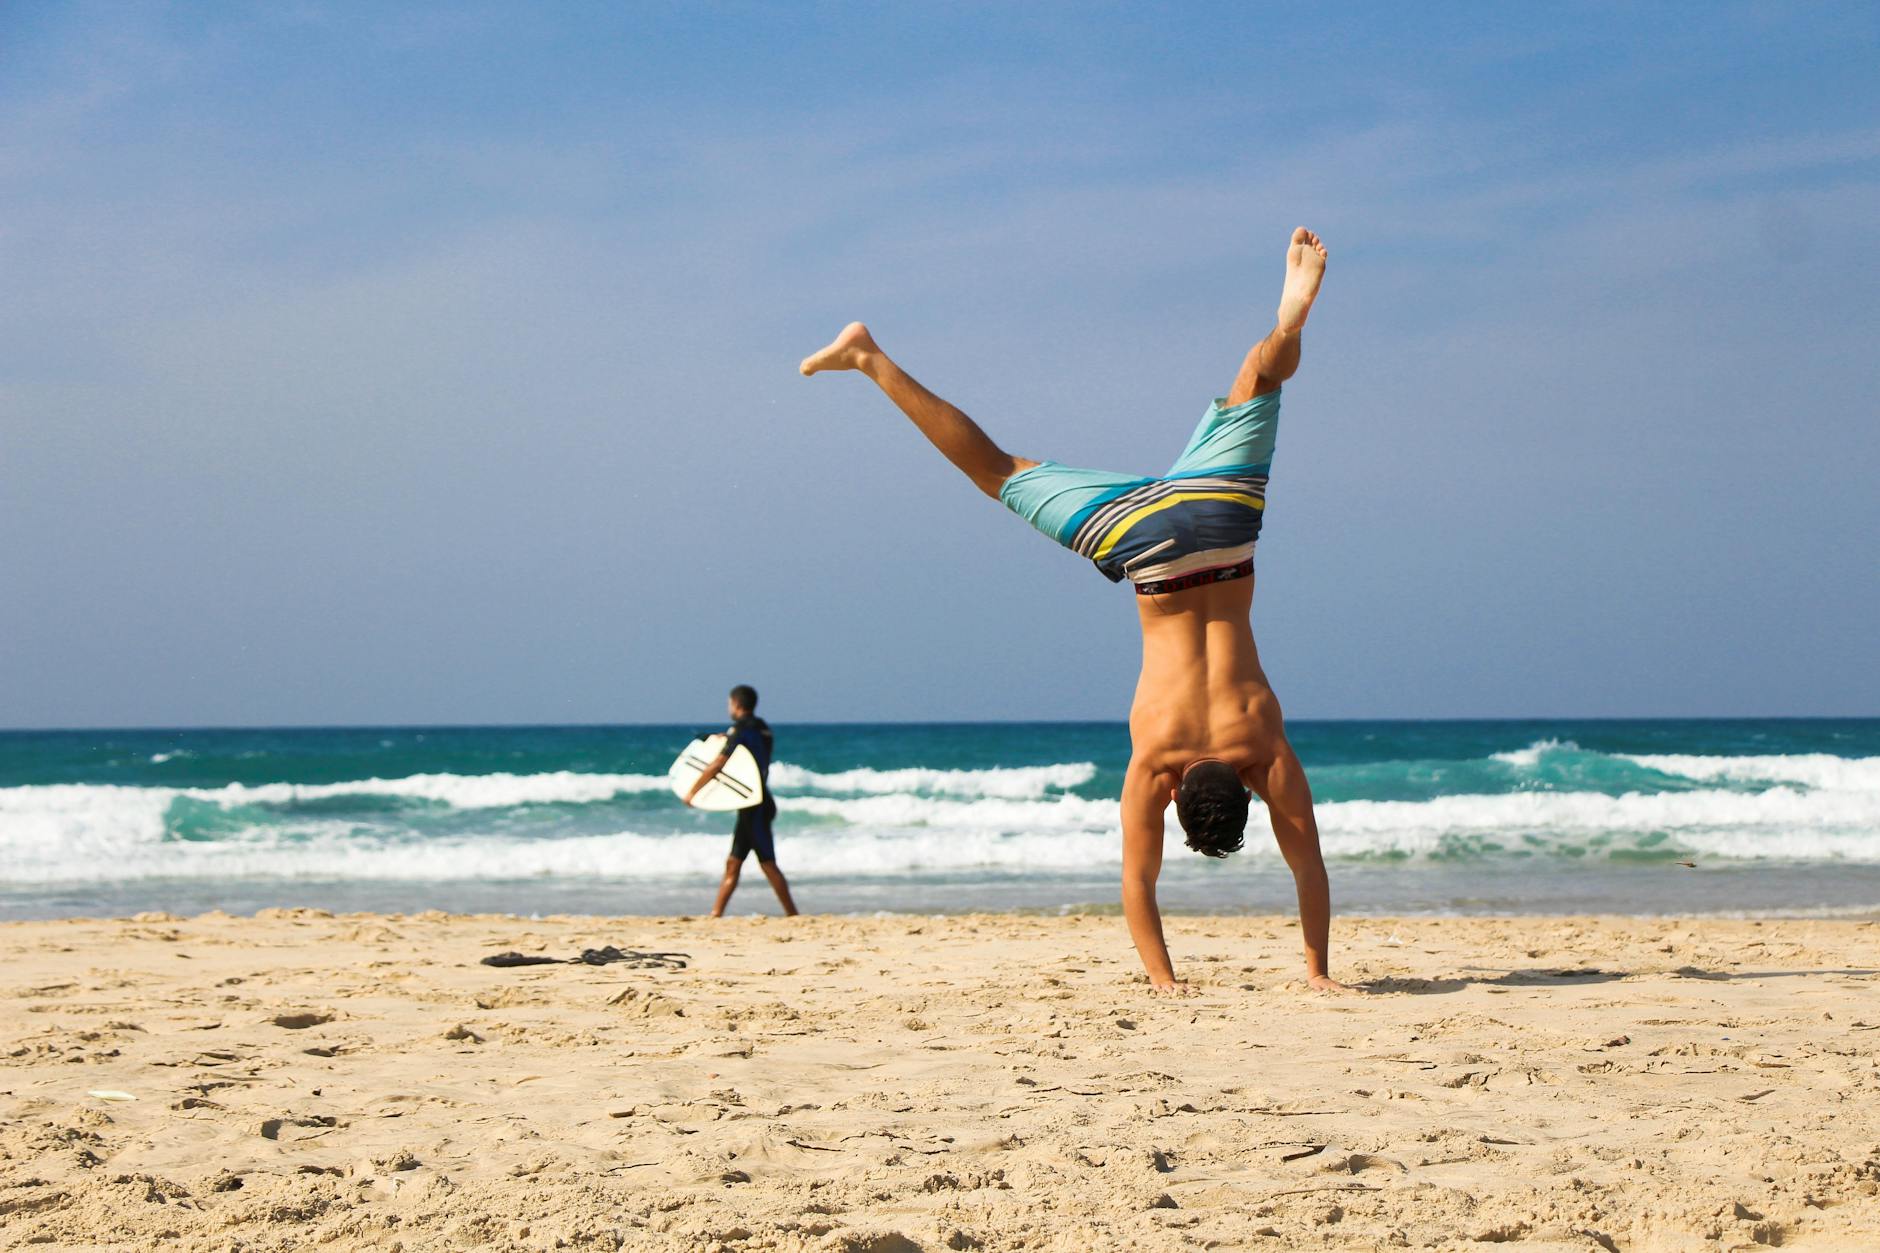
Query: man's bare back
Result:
<box><xmin>802</xmin><ymin>228</ymin><xmax>1348</xmax><ymax>994</ymax></box>
<box><xmin>1129</xmin><ymin>575</ymin><xmax>1277</xmax><ymax>784</ymax></box>
<box><xmin>1121</xmin><ymin>575</ymin><xmax>1345</xmax><ymax>993</ymax></box>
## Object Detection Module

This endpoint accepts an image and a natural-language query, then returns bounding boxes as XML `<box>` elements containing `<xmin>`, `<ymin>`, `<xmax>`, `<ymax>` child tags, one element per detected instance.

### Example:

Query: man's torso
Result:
<box><xmin>725</xmin><ymin>716</ymin><xmax>773</xmax><ymax>782</ymax></box>
<box><xmin>1127</xmin><ymin>576</ymin><xmax>1285</xmax><ymax>788</ymax></box>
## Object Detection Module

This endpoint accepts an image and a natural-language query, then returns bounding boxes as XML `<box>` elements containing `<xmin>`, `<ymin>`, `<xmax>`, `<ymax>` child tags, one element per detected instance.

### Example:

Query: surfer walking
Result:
<box><xmin>683</xmin><ymin>685</ymin><xmax>799</xmax><ymax>918</ymax></box>
<box><xmin>801</xmin><ymin>228</ymin><xmax>1346</xmax><ymax>992</ymax></box>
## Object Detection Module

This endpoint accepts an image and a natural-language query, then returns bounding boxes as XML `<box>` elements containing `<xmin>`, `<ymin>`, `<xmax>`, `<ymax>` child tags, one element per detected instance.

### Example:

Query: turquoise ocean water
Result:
<box><xmin>3</xmin><ymin>720</ymin><xmax>1878</xmax><ymax>920</ymax></box>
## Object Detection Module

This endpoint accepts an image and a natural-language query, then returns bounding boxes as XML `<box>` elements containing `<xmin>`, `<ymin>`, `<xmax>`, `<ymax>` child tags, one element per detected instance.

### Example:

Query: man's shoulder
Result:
<box><xmin>1123</xmin><ymin>744</ymin><xmax>1183</xmax><ymax>788</ymax></box>
<box><xmin>727</xmin><ymin>717</ymin><xmax>773</xmax><ymax>746</ymax></box>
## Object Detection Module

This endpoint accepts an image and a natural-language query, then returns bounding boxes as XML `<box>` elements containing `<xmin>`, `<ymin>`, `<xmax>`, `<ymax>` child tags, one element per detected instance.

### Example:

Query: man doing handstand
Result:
<box><xmin>801</xmin><ymin>228</ymin><xmax>1346</xmax><ymax>993</ymax></box>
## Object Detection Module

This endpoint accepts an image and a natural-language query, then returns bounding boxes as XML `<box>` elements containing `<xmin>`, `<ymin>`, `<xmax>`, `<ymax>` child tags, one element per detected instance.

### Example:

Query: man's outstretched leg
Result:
<box><xmin>710</xmin><ymin>855</ymin><xmax>742</xmax><ymax>918</ymax></box>
<box><xmin>758</xmin><ymin>859</ymin><xmax>799</xmax><ymax>916</ymax></box>
<box><xmin>801</xmin><ymin>322</ymin><xmax>1036</xmax><ymax>498</ymax></box>
<box><xmin>1225</xmin><ymin>227</ymin><xmax>1329</xmax><ymax>406</ymax></box>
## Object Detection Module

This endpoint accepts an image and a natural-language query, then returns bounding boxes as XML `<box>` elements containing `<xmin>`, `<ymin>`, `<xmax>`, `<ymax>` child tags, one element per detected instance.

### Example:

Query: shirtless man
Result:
<box><xmin>801</xmin><ymin>228</ymin><xmax>1345</xmax><ymax>993</ymax></box>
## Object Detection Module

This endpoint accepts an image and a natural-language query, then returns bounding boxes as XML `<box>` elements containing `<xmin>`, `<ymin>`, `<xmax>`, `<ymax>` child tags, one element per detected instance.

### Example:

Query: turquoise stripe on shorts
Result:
<box><xmin>1167</xmin><ymin>389</ymin><xmax>1280</xmax><ymax>479</ymax></box>
<box><xmin>998</xmin><ymin>389</ymin><xmax>1281</xmax><ymax>546</ymax></box>
<box><xmin>997</xmin><ymin>463</ymin><xmax>1148</xmax><ymax>546</ymax></box>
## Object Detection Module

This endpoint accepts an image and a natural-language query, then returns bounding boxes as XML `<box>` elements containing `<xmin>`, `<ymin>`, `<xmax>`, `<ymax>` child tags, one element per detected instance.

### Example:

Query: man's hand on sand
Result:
<box><xmin>1307</xmin><ymin>974</ymin><xmax>1357</xmax><ymax>994</ymax></box>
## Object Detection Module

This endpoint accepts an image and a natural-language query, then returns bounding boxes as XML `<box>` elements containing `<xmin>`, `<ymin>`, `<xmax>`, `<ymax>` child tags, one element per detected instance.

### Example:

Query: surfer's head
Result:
<box><xmin>1173</xmin><ymin>759</ymin><xmax>1249</xmax><ymax>858</ymax></box>
<box><xmin>728</xmin><ymin>684</ymin><xmax>758</xmax><ymax>718</ymax></box>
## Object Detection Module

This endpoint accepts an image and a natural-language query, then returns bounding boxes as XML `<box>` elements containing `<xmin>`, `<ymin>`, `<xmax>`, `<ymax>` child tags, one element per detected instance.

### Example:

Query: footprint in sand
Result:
<box><xmin>257</xmin><ymin>1114</ymin><xmax>339</xmax><ymax>1141</ymax></box>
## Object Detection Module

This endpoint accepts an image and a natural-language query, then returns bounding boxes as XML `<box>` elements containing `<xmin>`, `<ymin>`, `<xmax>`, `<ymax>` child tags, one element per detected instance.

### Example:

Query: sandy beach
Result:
<box><xmin>2</xmin><ymin>911</ymin><xmax>1876</xmax><ymax>1251</ymax></box>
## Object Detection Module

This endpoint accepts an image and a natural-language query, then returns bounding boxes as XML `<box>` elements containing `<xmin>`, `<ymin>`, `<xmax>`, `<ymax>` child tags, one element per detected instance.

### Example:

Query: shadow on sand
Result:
<box><xmin>1361</xmin><ymin>967</ymin><xmax>1626</xmax><ymax>995</ymax></box>
<box><xmin>1361</xmin><ymin>965</ymin><xmax>1880</xmax><ymax>996</ymax></box>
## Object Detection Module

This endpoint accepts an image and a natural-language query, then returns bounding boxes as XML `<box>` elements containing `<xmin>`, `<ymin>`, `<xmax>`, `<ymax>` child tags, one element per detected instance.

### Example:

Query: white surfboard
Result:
<box><xmin>668</xmin><ymin>734</ymin><xmax>765</xmax><ymax>811</ymax></box>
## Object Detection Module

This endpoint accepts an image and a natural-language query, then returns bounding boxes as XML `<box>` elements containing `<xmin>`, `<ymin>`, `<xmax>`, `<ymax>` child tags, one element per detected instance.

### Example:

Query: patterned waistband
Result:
<box><xmin>1133</xmin><ymin>558</ymin><xmax>1254</xmax><ymax>596</ymax></box>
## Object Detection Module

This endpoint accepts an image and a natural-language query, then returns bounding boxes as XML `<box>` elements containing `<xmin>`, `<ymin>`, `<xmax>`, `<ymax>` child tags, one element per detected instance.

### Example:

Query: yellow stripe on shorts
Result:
<box><xmin>1089</xmin><ymin>491</ymin><xmax>1265</xmax><ymax>562</ymax></box>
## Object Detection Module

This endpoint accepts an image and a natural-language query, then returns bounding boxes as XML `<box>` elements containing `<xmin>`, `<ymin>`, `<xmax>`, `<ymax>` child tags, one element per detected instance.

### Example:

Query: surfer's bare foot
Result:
<box><xmin>799</xmin><ymin>321</ymin><xmax>880</xmax><ymax>376</ymax></box>
<box><xmin>1306</xmin><ymin>973</ymin><xmax>1357</xmax><ymax>995</ymax></box>
<box><xmin>1276</xmin><ymin>227</ymin><xmax>1328</xmax><ymax>334</ymax></box>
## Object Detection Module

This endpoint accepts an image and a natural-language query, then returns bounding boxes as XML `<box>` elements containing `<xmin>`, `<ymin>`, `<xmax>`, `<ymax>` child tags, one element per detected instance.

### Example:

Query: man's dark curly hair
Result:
<box><xmin>1174</xmin><ymin>760</ymin><xmax>1250</xmax><ymax>857</ymax></box>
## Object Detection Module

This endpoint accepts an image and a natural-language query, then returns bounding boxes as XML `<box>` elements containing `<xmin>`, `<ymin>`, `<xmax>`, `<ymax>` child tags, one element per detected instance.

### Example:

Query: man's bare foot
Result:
<box><xmin>1149</xmin><ymin>980</ymin><xmax>1194</xmax><ymax>996</ymax></box>
<box><xmin>1306</xmin><ymin>973</ymin><xmax>1357</xmax><ymax>995</ymax></box>
<box><xmin>1275</xmin><ymin>227</ymin><xmax>1328</xmax><ymax>335</ymax></box>
<box><xmin>799</xmin><ymin>321</ymin><xmax>880</xmax><ymax>376</ymax></box>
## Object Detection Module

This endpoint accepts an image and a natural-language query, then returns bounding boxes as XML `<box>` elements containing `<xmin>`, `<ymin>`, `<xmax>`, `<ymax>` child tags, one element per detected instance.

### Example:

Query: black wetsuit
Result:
<box><xmin>724</xmin><ymin>715</ymin><xmax>777</xmax><ymax>862</ymax></box>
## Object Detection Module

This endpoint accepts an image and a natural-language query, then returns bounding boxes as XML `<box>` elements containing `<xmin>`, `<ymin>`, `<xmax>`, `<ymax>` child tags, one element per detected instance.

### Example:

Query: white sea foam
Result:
<box><xmin>1487</xmin><ymin>741</ymin><xmax>1880</xmax><ymax>793</ymax></box>
<box><xmin>0</xmin><ymin>773</ymin><xmax>672</xmax><ymax>826</ymax></box>
<box><xmin>1620</xmin><ymin>753</ymin><xmax>1880</xmax><ymax>791</ymax></box>
<box><xmin>7</xmin><ymin>778</ymin><xmax>1878</xmax><ymax>885</ymax></box>
<box><xmin>0</xmin><ymin>784</ymin><xmax>177</xmax><ymax>861</ymax></box>
<box><xmin>22</xmin><ymin>760</ymin><xmax>1100</xmax><ymax>817</ymax></box>
<box><xmin>209</xmin><ymin>771</ymin><xmax>673</xmax><ymax>808</ymax></box>
<box><xmin>784</xmin><ymin>792</ymin><xmax>1118</xmax><ymax>832</ymax></box>
<box><xmin>1313</xmin><ymin>786</ymin><xmax>1880</xmax><ymax>861</ymax></box>
<box><xmin>768</xmin><ymin>761</ymin><xmax>1096</xmax><ymax>798</ymax></box>
<box><xmin>1489</xmin><ymin>739</ymin><xmax>1579</xmax><ymax>767</ymax></box>
<box><xmin>0</xmin><ymin>821</ymin><xmax>1126</xmax><ymax>884</ymax></box>
<box><xmin>4</xmin><ymin>750</ymin><xmax>1879</xmax><ymax>885</ymax></box>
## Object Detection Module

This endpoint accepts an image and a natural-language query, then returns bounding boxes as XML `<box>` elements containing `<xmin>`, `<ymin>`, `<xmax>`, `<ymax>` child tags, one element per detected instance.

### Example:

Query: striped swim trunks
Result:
<box><xmin>997</xmin><ymin>390</ymin><xmax>1279</xmax><ymax>588</ymax></box>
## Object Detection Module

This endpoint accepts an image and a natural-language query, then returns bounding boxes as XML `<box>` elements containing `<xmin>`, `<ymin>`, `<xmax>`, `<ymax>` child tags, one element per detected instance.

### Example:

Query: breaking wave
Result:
<box><xmin>2</xmin><ymin>743</ymin><xmax>1876</xmax><ymax>885</ymax></box>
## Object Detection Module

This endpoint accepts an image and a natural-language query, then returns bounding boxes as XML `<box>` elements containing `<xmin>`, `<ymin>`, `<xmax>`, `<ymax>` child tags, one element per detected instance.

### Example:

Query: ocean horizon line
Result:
<box><xmin>6</xmin><ymin>713</ymin><xmax>1878</xmax><ymax>736</ymax></box>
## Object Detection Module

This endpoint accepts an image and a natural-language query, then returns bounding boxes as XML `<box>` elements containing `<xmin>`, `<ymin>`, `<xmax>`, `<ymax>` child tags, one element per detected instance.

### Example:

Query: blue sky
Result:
<box><xmin>2</xmin><ymin>2</ymin><xmax>1876</xmax><ymax>727</ymax></box>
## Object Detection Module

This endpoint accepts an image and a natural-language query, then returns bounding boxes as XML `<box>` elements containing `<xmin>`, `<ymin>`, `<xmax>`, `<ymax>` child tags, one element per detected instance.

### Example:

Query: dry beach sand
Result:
<box><xmin>2</xmin><ymin>910</ymin><xmax>1877</xmax><ymax>1251</ymax></box>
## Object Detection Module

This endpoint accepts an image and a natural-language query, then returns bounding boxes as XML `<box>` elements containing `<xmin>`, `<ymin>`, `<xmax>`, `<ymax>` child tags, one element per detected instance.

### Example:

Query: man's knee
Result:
<box><xmin>972</xmin><ymin>454</ymin><xmax>1037</xmax><ymax>501</ymax></box>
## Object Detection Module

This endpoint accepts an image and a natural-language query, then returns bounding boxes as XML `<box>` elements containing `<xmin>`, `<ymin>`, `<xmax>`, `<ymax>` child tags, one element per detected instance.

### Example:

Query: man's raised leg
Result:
<box><xmin>1225</xmin><ymin>227</ymin><xmax>1328</xmax><ymax>406</ymax></box>
<box><xmin>801</xmin><ymin>322</ymin><xmax>1036</xmax><ymax>498</ymax></box>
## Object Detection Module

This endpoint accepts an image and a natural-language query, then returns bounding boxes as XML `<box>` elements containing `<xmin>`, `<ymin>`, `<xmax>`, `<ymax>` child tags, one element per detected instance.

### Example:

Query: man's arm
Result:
<box><xmin>681</xmin><ymin>734</ymin><xmax>736</xmax><ymax>806</ymax></box>
<box><xmin>681</xmin><ymin>754</ymin><xmax>729</xmax><ymax>805</ymax></box>
<box><xmin>1250</xmin><ymin>747</ymin><xmax>1348</xmax><ymax>992</ymax></box>
<box><xmin>1120</xmin><ymin>762</ymin><xmax>1182</xmax><ymax>990</ymax></box>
